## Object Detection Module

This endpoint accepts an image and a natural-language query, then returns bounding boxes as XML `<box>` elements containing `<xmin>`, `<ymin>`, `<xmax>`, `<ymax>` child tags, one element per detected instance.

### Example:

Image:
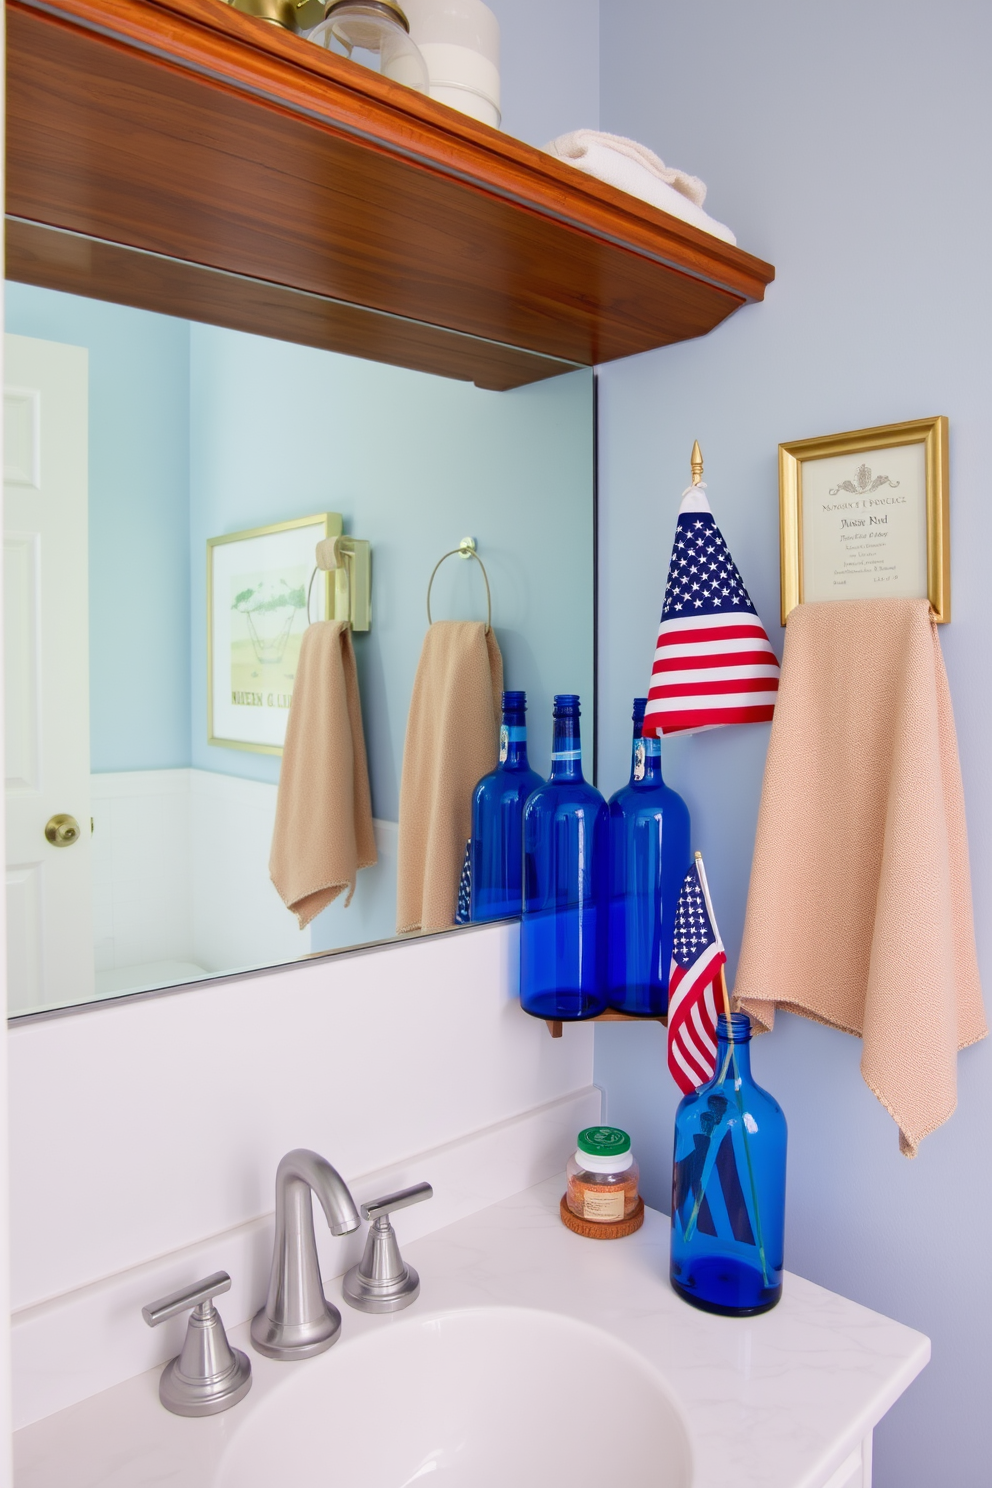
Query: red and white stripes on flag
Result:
<box><xmin>644</xmin><ymin>487</ymin><xmax>780</xmax><ymax>738</ymax></box>
<box><xmin>668</xmin><ymin>856</ymin><xmax>727</xmax><ymax>1095</ymax></box>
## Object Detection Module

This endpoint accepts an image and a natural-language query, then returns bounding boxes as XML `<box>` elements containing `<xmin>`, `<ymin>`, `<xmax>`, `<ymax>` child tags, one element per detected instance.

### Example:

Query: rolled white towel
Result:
<box><xmin>544</xmin><ymin>129</ymin><xmax>736</xmax><ymax>246</ymax></box>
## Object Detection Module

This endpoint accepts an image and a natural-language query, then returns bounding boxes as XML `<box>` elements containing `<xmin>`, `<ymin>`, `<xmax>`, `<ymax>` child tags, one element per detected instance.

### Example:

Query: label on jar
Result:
<box><xmin>583</xmin><ymin>1189</ymin><xmax>625</xmax><ymax>1222</ymax></box>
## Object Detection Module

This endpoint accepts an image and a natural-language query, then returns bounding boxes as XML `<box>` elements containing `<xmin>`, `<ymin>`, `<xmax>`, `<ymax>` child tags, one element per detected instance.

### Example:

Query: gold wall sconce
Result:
<box><xmin>313</xmin><ymin>532</ymin><xmax>372</xmax><ymax>632</ymax></box>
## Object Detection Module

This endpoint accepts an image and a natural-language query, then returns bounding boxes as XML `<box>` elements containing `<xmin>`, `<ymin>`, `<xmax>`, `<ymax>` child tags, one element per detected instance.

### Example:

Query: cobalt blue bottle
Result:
<box><xmin>520</xmin><ymin>694</ymin><xmax>608</xmax><ymax>1020</ymax></box>
<box><xmin>607</xmin><ymin>699</ymin><xmax>691</xmax><ymax>1015</ymax></box>
<box><xmin>670</xmin><ymin>1013</ymin><xmax>787</xmax><ymax>1316</ymax></box>
<box><xmin>470</xmin><ymin>691</ymin><xmax>544</xmax><ymax>922</ymax></box>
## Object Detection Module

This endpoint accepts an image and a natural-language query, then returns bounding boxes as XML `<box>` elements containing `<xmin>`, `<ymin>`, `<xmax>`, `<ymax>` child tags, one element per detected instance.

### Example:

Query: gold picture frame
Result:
<box><xmin>207</xmin><ymin>513</ymin><xmax>342</xmax><ymax>755</ymax></box>
<box><xmin>779</xmin><ymin>416</ymin><xmax>949</xmax><ymax>625</ymax></box>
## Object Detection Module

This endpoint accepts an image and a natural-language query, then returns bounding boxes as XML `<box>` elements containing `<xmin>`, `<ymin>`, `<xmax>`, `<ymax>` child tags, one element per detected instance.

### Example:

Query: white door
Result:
<box><xmin>4</xmin><ymin>333</ymin><xmax>93</xmax><ymax>1014</ymax></box>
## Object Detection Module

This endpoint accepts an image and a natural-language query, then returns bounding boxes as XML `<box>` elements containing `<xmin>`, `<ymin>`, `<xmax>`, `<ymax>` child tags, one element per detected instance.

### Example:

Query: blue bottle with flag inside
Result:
<box><xmin>470</xmin><ymin>691</ymin><xmax>544</xmax><ymax>922</ymax></box>
<box><xmin>520</xmin><ymin>694</ymin><xmax>608</xmax><ymax>1020</ymax></box>
<box><xmin>670</xmin><ymin>1012</ymin><xmax>787</xmax><ymax>1316</ymax></box>
<box><xmin>607</xmin><ymin>698</ymin><xmax>691</xmax><ymax>1015</ymax></box>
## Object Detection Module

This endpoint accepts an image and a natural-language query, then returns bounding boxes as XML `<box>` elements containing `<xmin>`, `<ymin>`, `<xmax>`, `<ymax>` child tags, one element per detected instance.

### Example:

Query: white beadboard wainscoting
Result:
<box><xmin>90</xmin><ymin>768</ymin><xmax>400</xmax><ymax>995</ymax></box>
<box><xmin>8</xmin><ymin>921</ymin><xmax>596</xmax><ymax>1427</ymax></box>
<box><xmin>90</xmin><ymin>768</ymin><xmax>308</xmax><ymax>984</ymax></box>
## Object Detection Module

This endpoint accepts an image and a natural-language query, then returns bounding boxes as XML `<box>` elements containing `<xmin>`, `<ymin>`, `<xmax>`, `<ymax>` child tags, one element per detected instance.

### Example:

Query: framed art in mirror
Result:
<box><xmin>207</xmin><ymin>513</ymin><xmax>340</xmax><ymax>754</ymax></box>
<box><xmin>779</xmin><ymin>416</ymin><xmax>949</xmax><ymax>625</ymax></box>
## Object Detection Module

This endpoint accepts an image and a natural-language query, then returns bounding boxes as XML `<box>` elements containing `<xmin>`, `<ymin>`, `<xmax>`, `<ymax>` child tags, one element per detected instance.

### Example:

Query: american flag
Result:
<box><xmin>668</xmin><ymin>856</ymin><xmax>727</xmax><ymax>1094</ymax></box>
<box><xmin>644</xmin><ymin>487</ymin><xmax>779</xmax><ymax>737</ymax></box>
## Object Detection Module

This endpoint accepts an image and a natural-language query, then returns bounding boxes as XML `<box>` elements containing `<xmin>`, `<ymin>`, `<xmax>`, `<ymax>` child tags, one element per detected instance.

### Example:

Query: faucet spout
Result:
<box><xmin>250</xmin><ymin>1148</ymin><xmax>360</xmax><ymax>1361</ymax></box>
<box><xmin>280</xmin><ymin>1148</ymin><xmax>361</xmax><ymax>1237</ymax></box>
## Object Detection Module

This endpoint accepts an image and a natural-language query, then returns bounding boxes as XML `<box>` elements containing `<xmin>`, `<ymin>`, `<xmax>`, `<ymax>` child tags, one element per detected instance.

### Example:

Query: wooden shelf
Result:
<box><xmin>540</xmin><ymin>1010</ymin><xmax>667</xmax><ymax>1038</ymax></box>
<box><xmin>6</xmin><ymin>0</ymin><xmax>775</xmax><ymax>390</ymax></box>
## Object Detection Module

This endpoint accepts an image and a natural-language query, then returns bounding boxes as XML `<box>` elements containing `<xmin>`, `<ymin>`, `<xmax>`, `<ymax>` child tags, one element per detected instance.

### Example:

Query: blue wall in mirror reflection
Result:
<box><xmin>4</xmin><ymin>283</ymin><xmax>594</xmax><ymax>950</ymax></box>
<box><xmin>5</xmin><ymin>282</ymin><xmax>192</xmax><ymax>773</ymax></box>
<box><xmin>187</xmin><ymin>322</ymin><xmax>594</xmax><ymax>817</ymax></box>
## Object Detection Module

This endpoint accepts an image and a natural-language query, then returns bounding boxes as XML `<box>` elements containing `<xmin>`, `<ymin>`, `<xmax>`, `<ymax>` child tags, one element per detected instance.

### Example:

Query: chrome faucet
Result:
<box><xmin>250</xmin><ymin>1148</ymin><xmax>360</xmax><ymax>1361</ymax></box>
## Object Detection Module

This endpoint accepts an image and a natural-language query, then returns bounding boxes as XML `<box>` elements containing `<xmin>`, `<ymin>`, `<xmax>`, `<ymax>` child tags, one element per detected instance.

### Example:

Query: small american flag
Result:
<box><xmin>644</xmin><ymin>486</ymin><xmax>779</xmax><ymax>737</ymax></box>
<box><xmin>668</xmin><ymin>856</ymin><xmax>727</xmax><ymax>1094</ymax></box>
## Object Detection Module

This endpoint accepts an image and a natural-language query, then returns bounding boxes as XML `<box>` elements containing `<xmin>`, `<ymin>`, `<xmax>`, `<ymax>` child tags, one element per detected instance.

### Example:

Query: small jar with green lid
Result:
<box><xmin>566</xmin><ymin>1126</ymin><xmax>639</xmax><ymax>1224</ymax></box>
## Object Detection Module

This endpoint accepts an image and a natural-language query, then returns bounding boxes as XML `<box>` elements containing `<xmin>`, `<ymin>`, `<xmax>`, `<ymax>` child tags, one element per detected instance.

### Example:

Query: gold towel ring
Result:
<box><xmin>426</xmin><ymin>537</ymin><xmax>492</xmax><ymax>633</ymax></box>
<box><xmin>305</xmin><ymin>565</ymin><xmax>322</xmax><ymax>625</ymax></box>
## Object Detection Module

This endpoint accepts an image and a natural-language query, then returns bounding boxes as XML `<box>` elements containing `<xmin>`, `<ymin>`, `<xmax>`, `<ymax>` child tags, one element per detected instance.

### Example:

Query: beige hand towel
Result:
<box><xmin>397</xmin><ymin>620</ymin><xmax>502</xmax><ymax>934</ymax></box>
<box><xmin>270</xmin><ymin>620</ymin><xmax>377</xmax><ymax>928</ymax></box>
<box><xmin>735</xmin><ymin>599</ymin><xmax>986</xmax><ymax>1156</ymax></box>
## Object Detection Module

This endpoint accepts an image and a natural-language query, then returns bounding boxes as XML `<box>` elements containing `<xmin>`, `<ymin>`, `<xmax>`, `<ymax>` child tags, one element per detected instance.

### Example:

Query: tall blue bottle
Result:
<box><xmin>670</xmin><ymin>1013</ymin><xmax>787</xmax><ymax>1316</ymax></box>
<box><xmin>607</xmin><ymin>698</ymin><xmax>691</xmax><ymax>1015</ymax></box>
<box><xmin>470</xmin><ymin>691</ymin><xmax>544</xmax><ymax>923</ymax></box>
<box><xmin>520</xmin><ymin>694</ymin><xmax>608</xmax><ymax>1020</ymax></box>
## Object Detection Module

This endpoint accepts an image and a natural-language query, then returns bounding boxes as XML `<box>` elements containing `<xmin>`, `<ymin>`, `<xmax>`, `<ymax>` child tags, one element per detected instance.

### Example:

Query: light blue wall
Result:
<box><xmin>2</xmin><ymin>279</ymin><xmax>595</xmax><ymax>956</ymax></box>
<box><xmin>594</xmin><ymin>4</ymin><xmax>992</xmax><ymax>1487</ymax></box>
<box><xmin>189</xmin><ymin>323</ymin><xmax>594</xmax><ymax>819</ymax></box>
<box><xmin>494</xmin><ymin>0</ymin><xmax>599</xmax><ymax>145</ymax></box>
<box><xmin>4</xmin><ymin>284</ymin><xmax>192</xmax><ymax>773</ymax></box>
<box><xmin>189</xmin><ymin>325</ymin><xmax>593</xmax><ymax>949</ymax></box>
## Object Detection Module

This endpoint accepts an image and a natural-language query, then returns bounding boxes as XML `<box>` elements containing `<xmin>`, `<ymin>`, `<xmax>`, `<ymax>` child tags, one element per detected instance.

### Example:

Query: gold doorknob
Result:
<box><xmin>45</xmin><ymin>814</ymin><xmax>81</xmax><ymax>847</ymax></box>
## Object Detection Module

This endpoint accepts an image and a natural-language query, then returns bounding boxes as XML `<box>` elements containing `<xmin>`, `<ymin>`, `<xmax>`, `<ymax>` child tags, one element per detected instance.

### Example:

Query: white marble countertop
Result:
<box><xmin>14</xmin><ymin>1176</ymin><xmax>928</xmax><ymax>1488</ymax></box>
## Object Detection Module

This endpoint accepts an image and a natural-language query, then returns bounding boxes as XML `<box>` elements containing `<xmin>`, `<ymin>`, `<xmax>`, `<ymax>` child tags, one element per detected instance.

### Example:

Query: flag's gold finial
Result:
<box><xmin>690</xmin><ymin>441</ymin><xmax>704</xmax><ymax>485</ymax></box>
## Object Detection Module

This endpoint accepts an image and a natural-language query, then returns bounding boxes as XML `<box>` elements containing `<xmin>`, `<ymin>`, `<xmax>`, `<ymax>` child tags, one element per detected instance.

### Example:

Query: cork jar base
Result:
<box><xmin>559</xmin><ymin>1193</ymin><xmax>645</xmax><ymax>1240</ymax></box>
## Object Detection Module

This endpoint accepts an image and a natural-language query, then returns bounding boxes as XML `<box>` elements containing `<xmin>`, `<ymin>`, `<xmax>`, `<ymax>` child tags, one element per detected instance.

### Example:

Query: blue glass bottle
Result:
<box><xmin>670</xmin><ymin>1013</ymin><xmax>787</xmax><ymax>1316</ymax></box>
<box><xmin>607</xmin><ymin>699</ymin><xmax>691</xmax><ymax>1015</ymax></box>
<box><xmin>520</xmin><ymin>694</ymin><xmax>608</xmax><ymax>1020</ymax></box>
<box><xmin>470</xmin><ymin>691</ymin><xmax>544</xmax><ymax>923</ymax></box>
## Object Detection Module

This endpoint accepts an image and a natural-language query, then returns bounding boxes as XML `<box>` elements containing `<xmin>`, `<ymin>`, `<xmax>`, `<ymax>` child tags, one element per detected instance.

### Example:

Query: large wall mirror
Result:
<box><xmin>4</xmin><ymin>274</ymin><xmax>595</xmax><ymax>1019</ymax></box>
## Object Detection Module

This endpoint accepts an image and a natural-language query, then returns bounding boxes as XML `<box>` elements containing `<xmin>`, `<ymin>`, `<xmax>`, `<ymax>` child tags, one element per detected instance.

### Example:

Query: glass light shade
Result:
<box><xmin>308</xmin><ymin>1</ymin><xmax>429</xmax><ymax>92</ymax></box>
<box><xmin>402</xmin><ymin>0</ymin><xmax>501</xmax><ymax>126</ymax></box>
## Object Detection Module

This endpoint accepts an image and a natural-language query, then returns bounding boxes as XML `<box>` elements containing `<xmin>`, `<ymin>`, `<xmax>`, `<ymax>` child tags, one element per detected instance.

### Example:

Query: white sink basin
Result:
<box><xmin>215</xmin><ymin>1305</ymin><xmax>692</xmax><ymax>1488</ymax></box>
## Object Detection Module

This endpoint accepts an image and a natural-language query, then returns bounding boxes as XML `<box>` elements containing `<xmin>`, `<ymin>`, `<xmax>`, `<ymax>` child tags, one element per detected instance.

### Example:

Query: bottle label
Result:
<box><xmin>583</xmin><ymin>1189</ymin><xmax>625</xmax><ymax>1222</ymax></box>
<box><xmin>552</xmin><ymin>749</ymin><xmax>581</xmax><ymax>762</ymax></box>
<box><xmin>499</xmin><ymin>725</ymin><xmax>525</xmax><ymax>763</ymax></box>
<box><xmin>634</xmin><ymin>737</ymin><xmax>660</xmax><ymax>780</ymax></box>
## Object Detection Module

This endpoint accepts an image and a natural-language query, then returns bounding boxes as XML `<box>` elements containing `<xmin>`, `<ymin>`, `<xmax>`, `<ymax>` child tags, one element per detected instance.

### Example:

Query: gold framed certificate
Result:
<box><xmin>779</xmin><ymin>416</ymin><xmax>949</xmax><ymax>625</ymax></box>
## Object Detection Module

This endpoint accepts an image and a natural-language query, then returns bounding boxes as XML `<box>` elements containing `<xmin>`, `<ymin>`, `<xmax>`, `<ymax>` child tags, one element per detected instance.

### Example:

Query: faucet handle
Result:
<box><xmin>142</xmin><ymin>1271</ymin><xmax>251</xmax><ymax>1417</ymax></box>
<box><xmin>361</xmin><ymin>1182</ymin><xmax>433</xmax><ymax>1223</ymax></box>
<box><xmin>143</xmin><ymin>1270</ymin><xmax>232</xmax><ymax>1327</ymax></box>
<box><xmin>344</xmin><ymin>1181</ymin><xmax>432</xmax><ymax>1315</ymax></box>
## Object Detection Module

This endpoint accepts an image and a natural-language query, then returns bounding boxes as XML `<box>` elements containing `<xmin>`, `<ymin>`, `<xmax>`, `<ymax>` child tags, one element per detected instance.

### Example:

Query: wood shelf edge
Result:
<box><xmin>541</xmin><ymin>1011</ymin><xmax>668</xmax><ymax>1038</ymax></box>
<box><xmin>4</xmin><ymin>219</ymin><xmax>577</xmax><ymax>391</ymax></box>
<box><xmin>9</xmin><ymin>0</ymin><xmax>775</xmax><ymax>307</ymax></box>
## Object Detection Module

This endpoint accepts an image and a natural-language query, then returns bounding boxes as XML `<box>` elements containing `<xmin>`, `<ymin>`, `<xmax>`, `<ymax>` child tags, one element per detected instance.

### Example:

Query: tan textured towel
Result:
<box><xmin>397</xmin><ymin>621</ymin><xmax>502</xmax><ymax>934</ymax></box>
<box><xmin>270</xmin><ymin>621</ymin><xmax>377</xmax><ymax>928</ymax></box>
<box><xmin>735</xmin><ymin>599</ymin><xmax>985</xmax><ymax>1156</ymax></box>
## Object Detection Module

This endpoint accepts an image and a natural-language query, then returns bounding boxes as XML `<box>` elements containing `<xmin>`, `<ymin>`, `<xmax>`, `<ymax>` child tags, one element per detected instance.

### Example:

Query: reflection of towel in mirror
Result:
<box><xmin>735</xmin><ymin>599</ymin><xmax>986</xmax><ymax>1157</ymax></box>
<box><xmin>397</xmin><ymin>621</ymin><xmax>502</xmax><ymax>935</ymax></box>
<box><xmin>270</xmin><ymin>620</ymin><xmax>377</xmax><ymax>928</ymax></box>
<box><xmin>544</xmin><ymin>130</ymin><xmax>736</xmax><ymax>245</ymax></box>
